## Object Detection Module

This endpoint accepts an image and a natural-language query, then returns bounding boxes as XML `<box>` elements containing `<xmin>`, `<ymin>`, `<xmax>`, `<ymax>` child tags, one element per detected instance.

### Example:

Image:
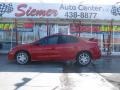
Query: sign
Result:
<box><xmin>70</xmin><ymin>24</ymin><xmax>100</xmax><ymax>32</ymax></box>
<box><xmin>16</xmin><ymin>19</ymin><xmax>34</xmax><ymax>28</ymax></box>
<box><xmin>17</xmin><ymin>28</ymin><xmax>33</xmax><ymax>32</ymax></box>
<box><xmin>23</xmin><ymin>23</ymin><xmax>33</xmax><ymax>28</ymax></box>
<box><xmin>0</xmin><ymin>23</ymin><xmax>15</xmax><ymax>30</ymax></box>
<box><xmin>23</xmin><ymin>19</ymin><xmax>34</xmax><ymax>28</ymax></box>
<box><xmin>70</xmin><ymin>24</ymin><xmax>120</xmax><ymax>32</ymax></box>
<box><xmin>0</xmin><ymin>3</ymin><xmax>120</xmax><ymax>20</ymax></box>
<box><xmin>100</xmin><ymin>25</ymin><xmax>120</xmax><ymax>32</ymax></box>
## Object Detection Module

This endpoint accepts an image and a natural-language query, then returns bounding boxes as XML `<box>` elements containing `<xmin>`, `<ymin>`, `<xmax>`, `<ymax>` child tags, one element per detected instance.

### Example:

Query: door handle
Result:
<box><xmin>44</xmin><ymin>47</ymin><xmax>55</xmax><ymax>50</ymax></box>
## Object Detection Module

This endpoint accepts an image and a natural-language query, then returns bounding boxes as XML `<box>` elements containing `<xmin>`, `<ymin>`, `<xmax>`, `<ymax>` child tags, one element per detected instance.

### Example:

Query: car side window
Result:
<box><xmin>68</xmin><ymin>36</ymin><xmax>79</xmax><ymax>43</ymax></box>
<box><xmin>58</xmin><ymin>36</ymin><xmax>67</xmax><ymax>44</ymax></box>
<box><xmin>39</xmin><ymin>36</ymin><xmax>58</xmax><ymax>45</ymax></box>
<box><xmin>39</xmin><ymin>38</ymin><xmax>48</xmax><ymax>45</ymax></box>
<box><xmin>47</xmin><ymin>36</ymin><xmax>58</xmax><ymax>45</ymax></box>
<box><xmin>59</xmin><ymin>36</ymin><xmax>79</xmax><ymax>44</ymax></box>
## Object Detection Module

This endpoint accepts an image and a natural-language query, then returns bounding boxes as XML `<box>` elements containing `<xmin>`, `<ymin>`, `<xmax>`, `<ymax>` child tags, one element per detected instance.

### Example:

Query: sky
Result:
<box><xmin>0</xmin><ymin>0</ymin><xmax>120</xmax><ymax>5</ymax></box>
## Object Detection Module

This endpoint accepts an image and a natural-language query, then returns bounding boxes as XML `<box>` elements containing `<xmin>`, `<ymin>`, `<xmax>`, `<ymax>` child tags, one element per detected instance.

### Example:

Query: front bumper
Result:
<box><xmin>8</xmin><ymin>51</ymin><xmax>15</xmax><ymax>60</ymax></box>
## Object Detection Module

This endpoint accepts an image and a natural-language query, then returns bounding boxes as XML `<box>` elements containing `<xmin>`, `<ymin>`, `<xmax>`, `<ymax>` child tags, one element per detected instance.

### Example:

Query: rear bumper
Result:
<box><xmin>92</xmin><ymin>52</ymin><xmax>101</xmax><ymax>60</ymax></box>
<box><xmin>91</xmin><ymin>48</ymin><xmax>101</xmax><ymax>60</ymax></box>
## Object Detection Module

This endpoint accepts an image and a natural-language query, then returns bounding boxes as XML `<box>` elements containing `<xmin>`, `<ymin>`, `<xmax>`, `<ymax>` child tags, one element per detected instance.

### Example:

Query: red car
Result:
<box><xmin>8</xmin><ymin>34</ymin><xmax>101</xmax><ymax>66</ymax></box>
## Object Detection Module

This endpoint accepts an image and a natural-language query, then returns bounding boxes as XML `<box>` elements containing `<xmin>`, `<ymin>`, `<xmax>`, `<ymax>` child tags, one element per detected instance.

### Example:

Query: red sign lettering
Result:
<box><xmin>15</xmin><ymin>4</ymin><xmax>58</xmax><ymax>17</ymax></box>
<box><xmin>15</xmin><ymin>4</ymin><xmax>27</xmax><ymax>17</ymax></box>
<box><xmin>70</xmin><ymin>23</ymin><xmax>100</xmax><ymax>33</ymax></box>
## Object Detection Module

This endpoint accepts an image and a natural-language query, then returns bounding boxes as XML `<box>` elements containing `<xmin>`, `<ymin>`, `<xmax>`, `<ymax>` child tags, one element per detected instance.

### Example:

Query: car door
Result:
<box><xmin>30</xmin><ymin>35</ymin><xmax>60</xmax><ymax>61</ymax></box>
<box><xmin>56</xmin><ymin>35</ymin><xmax>79</xmax><ymax>60</ymax></box>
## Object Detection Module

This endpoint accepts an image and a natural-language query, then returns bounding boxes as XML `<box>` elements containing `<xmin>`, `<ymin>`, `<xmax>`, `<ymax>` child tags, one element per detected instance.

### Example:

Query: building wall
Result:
<box><xmin>0</xmin><ymin>19</ymin><xmax>120</xmax><ymax>55</ymax></box>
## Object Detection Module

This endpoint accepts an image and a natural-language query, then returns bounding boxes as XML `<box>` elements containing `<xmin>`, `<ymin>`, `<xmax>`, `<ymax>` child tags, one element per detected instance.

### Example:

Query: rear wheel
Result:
<box><xmin>15</xmin><ymin>51</ymin><xmax>30</xmax><ymax>65</ymax></box>
<box><xmin>76</xmin><ymin>52</ymin><xmax>91</xmax><ymax>66</ymax></box>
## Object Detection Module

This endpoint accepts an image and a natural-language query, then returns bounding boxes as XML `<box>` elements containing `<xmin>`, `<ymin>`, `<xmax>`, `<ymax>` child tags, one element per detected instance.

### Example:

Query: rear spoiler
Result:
<box><xmin>89</xmin><ymin>38</ymin><xmax>98</xmax><ymax>42</ymax></box>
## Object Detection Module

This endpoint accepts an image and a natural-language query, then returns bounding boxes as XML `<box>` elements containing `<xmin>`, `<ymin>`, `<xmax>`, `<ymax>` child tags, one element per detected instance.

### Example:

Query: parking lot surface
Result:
<box><xmin>0</xmin><ymin>55</ymin><xmax>120</xmax><ymax>90</ymax></box>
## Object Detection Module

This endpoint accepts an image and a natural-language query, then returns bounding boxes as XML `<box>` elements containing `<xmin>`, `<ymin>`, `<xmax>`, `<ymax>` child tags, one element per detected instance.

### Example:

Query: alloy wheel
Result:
<box><xmin>77</xmin><ymin>52</ymin><xmax>91</xmax><ymax>66</ymax></box>
<box><xmin>16</xmin><ymin>51</ymin><xmax>29</xmax><ymax>65</ymax></box>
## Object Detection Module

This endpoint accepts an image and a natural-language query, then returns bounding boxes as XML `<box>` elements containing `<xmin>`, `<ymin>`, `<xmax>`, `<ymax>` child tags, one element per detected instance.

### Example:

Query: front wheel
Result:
<box><xmin>76</xmin><ymin>52</ymin><xmax>91</xmax><ymax>66</ymax></box>
<box><xmin>15</xmin><ymin>51</ymin><xmax>30</xmax><ymax>65</ymax></box>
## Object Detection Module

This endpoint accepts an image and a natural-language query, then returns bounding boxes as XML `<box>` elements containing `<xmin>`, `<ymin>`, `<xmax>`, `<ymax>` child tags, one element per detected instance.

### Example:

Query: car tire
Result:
<box><xmin>15</xmin><ymin>51</ymin><xmax>30</xmax><ymax>65</ymax></box>
<box><xmin>76</xmin><ymin>52</ymin><xmax>91</xmax><ymax>66</ymax></box>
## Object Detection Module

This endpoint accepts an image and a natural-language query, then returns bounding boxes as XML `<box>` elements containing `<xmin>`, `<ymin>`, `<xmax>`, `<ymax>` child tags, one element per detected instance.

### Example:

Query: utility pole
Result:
<box><xmin>107</xmin><ymin>20</ymin><xmax>113</xmax><ymax>55</ymax></box>
<box><xmin>79</xmin><ymin>21</ymin><xmax>81</xmax><ymax>37</ymax></box>
<box><xmin>46</xmin><ymin>19</ymin><xmax>49</xmax><ymax>36</ymax></box>
<box><xmin>15</xmin><ymin>18</ymin><xmax>18</xmax><ymax>46</ymax></box>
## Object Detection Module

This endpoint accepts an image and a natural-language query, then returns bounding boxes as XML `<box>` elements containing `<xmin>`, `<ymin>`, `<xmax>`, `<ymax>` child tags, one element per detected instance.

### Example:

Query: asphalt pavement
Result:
<box><xmin>0</xmin><ymin>54</ymin><xmax>120</xmax><ymax>90</ymax></box>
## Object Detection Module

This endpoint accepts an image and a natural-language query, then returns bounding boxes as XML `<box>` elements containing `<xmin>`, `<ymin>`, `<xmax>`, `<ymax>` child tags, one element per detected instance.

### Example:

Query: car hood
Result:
<box><xmin>11</xmin><ymin>43</ymin><xmax>32</xmax><ymax>50</ymax></box>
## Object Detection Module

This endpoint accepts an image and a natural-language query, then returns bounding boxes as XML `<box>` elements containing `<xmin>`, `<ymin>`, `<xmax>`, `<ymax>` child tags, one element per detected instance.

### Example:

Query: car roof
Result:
<box><xmin>39</xmin><ymin>34</ymin><xmax>80</xmax><ymax>41</ymax></box>
<box><xmin>49</xmin><ymin>33</ymin><xmax>78</xmax><ymax>37</ymax></box>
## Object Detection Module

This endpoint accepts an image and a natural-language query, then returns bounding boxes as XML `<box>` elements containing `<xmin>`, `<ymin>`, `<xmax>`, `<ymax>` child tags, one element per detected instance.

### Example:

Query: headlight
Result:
<box><xmin>9</xmin><ymin>47</ymin><xmax>15</xmax><ymax>52</ymax></box>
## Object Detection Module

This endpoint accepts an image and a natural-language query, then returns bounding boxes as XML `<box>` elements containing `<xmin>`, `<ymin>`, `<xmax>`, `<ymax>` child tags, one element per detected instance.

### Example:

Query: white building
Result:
<box><xmin>0</xmin><ymin>1</ymin><xmax>120</xmax><ymax>55</ymax></box>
